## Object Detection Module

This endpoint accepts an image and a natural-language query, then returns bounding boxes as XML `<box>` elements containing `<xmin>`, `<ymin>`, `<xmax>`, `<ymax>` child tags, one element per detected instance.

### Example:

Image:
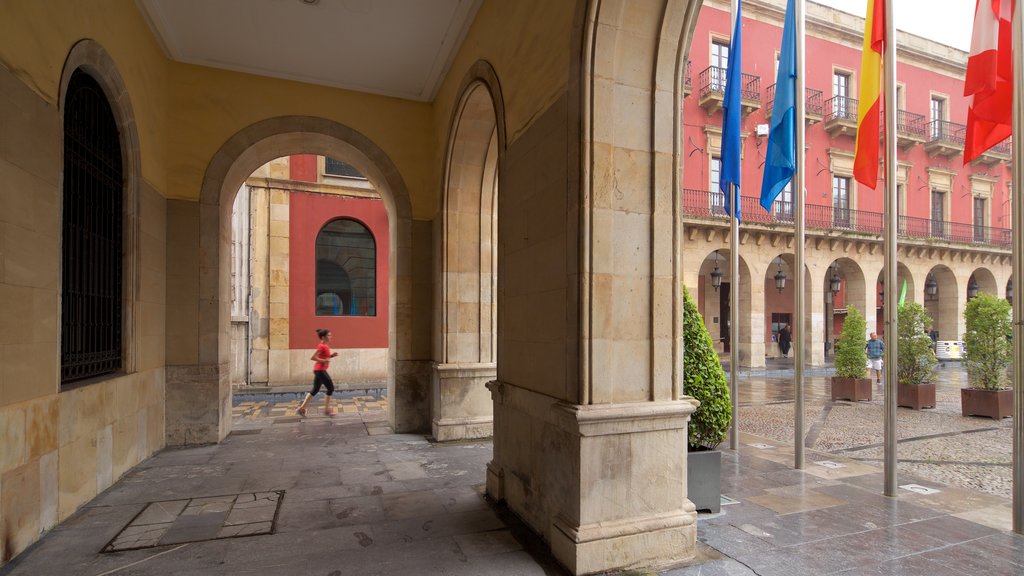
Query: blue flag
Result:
<box><xmin>759</xmin><ymin>0</ymin><xmax>795</xmax><ymax>212</ymax></box>
<box><xmin>720</xmin><ymin>0</ymin><xmax>743</xmax><ymax>220</ymax></box>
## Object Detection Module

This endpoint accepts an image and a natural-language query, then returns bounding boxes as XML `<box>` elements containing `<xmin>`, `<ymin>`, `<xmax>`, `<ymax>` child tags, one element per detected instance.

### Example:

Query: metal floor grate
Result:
<box><xmin>102</xmin><ymin>491</ymin><xmax>283</xmax><ymax>552</ymax></box>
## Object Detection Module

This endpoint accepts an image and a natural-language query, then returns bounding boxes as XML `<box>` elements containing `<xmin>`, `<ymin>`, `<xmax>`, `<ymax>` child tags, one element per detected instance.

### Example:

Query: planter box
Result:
<box><xmin>897</xmin><ymin>382</ymin><xmax>936</xmax><ymax>410</ymax></box>
<box><xmin>831</xmin><ymin>377</ymin><xmax>872</xmax><ymax>401</ymax></box>
<box><xmin>961</xmin><ymin>388</ymin><xmax>1013</xmax><ymax>419</ymax></box>
<box><xmin>687</xmin><ymin>448</ymin><xmax>722</xmax><ymax>514</ymax></box>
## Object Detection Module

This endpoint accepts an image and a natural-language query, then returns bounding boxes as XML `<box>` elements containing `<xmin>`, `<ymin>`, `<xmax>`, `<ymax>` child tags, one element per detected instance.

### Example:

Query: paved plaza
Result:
<box><xmin>3</xmin><ymin>368</ymin><xmax>1023</xmax><ymax>575</ymax></box>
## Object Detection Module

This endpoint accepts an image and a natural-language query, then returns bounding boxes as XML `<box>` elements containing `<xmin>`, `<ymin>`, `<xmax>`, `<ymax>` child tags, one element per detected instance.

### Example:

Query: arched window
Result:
<box><xmin>61</xmin><ymin>70</ymin><xmax>123</xmax><ymax>384</ymax></box>
<box><xmin>316</xmin><ymin>219</ymin><xmax>376</xmax><ymax>316</ymax></box>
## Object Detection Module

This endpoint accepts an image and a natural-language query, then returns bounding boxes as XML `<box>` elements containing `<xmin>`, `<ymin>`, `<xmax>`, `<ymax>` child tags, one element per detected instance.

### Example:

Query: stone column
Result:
<box><xmin>487</xmin><ymin>2</ymin><xmax>701</xmax><ymax>573</ymax></box>
<box><xmin>806</xmin><ymin>264</ymin><xmax>826</xmax><ymax>366</ymax></box>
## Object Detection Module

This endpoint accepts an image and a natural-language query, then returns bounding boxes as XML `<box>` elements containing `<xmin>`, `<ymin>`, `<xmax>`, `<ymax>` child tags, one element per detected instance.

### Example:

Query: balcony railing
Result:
<box><xmin>681</xmin><ymin>188</ymin><xmax>1012</xmax><ymax>248</ymax></box>
<box><xmin>824</xmin><ymin>95</ymin><xmax>858</xmax><ymax>124</ymax></box>
<box><xmin>896</xmin><ymin>110</ymin><xmax>927</xmax><ymax>143</ymax></box>
<box><xmin>927</xmin><ymin>120</ymin><xmax>966</xmax><ymax>146</ymax></box>
<box><xmin>698</xmin><ymin>66</ymin><xmax>762</xmax><ymax>112</ymax></box>
<box><xmin>764</xmin><ymin>85</ymin><xmax>824</xmax><ymax>120</ymax></box>
<box><xmin>823</xmin><ymin>95</ymin><xmax>858</xmax><ymax>136</ymax></box>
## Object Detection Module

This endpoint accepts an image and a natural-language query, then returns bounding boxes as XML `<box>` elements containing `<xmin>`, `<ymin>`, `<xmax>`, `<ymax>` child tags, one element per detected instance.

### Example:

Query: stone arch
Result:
<box><xmin>824</xmin><ymin>257</ymin><xmax>867</xmax><ymax>355</ymax></box>
<box><xmin>872</xmin><ymin>263</ymin><xmax>916</xmax><ymax>334</ymax></box>
<box><xmin>433</xmin><ymin>61</ymin><xmax>506</xmax><ymax>441</ymax></box>
<box><xmin>969</xmin><ymin>267</ymin><xmax>998</xmax><ymax>298</ymax></box>
<box><xmin>183</xmin><ymin>116</ymin><xmax>415</xmax><ymax>445</ymax></box>
<box><xmin>697</xmin><ymin>249</ymin><xmax>755</xmax><ymax>364</ymax></box>
<box><xmin>925</xmin><ymin>264</ymin><xmax>960</xmax><ymax>342</ymax></box>
<box><xmin>59</xmin><ymin>38</ymin><xmax>142</xmax><ymax>376</ymax></box>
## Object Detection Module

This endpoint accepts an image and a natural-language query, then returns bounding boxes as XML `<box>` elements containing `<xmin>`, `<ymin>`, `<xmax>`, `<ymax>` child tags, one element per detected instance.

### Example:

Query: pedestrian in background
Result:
<box><xmin>865</xmin><ymin>332</ymin><xmax>884</xmax><ymax>384</ymax></box>
<box><xmin>297</xmin><ymin>328</ymin><xmax>338</xmax><ymax>417</ymax></box>
<box><xmin>778</xmin><ymin>324</ymin><xmax>792</xmax><ymax>358</ymax></box>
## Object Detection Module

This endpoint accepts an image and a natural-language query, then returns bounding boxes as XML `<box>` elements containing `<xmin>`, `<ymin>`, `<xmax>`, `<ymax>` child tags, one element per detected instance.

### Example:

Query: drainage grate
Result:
<box><xmin>102</xmin><ymin>491</ymin><xmax>283</xmax><ymax>552</ymax></box>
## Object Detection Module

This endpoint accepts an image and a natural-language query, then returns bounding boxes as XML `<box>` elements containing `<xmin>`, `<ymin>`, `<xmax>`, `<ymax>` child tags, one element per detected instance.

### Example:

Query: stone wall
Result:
<box><xmin>0</xmin><ymin>57</ymin><xmax>167</xmax><ymax>562</ymax></box>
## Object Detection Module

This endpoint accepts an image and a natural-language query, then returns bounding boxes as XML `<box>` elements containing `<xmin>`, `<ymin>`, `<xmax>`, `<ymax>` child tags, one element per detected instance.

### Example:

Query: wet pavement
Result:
<box><xmin>3</xmin><ymin>367</ymin><xmax>1024</xmax><ymax>575</ymax></box>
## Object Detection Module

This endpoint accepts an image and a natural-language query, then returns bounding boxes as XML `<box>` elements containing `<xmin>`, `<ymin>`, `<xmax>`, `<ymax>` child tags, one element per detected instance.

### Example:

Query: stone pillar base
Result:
<box><xmin>431</xmin><ymin>362</ymin><xmax>495</xmax><ymax>441</ymax></box>
<box><xmin>165</xmin><ymin>363</ymin><xmax>230</xmax><ymax>446</ymax></box>
<box><xmin>551</xmin><ymin>511</ymin><xmax>697</xmax><ymax>575</ymax></box>
<box><xmin>488</xmin><ymin>381</ymin><xmax>698</xmax><ymax>575</ymax></box>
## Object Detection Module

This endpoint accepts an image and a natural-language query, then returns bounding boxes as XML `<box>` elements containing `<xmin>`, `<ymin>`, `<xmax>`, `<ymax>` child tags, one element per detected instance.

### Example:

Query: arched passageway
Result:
<box><xmin>176</xmin><ymin>116</ymin><xmax>419</xmax><ymax>445</ymax></box>
<box><xmin>697</xmin><ymin>249</ymin><xmax>756</xmax><ymax>364</ymax></box>
<box><xmin>924</xmin><ymin>265</ymin><xmax>960</xmax><ymax>342</ymax></box>
<box><xmin>823</xmin><ymin>258</ymin><xmax>867</xmax><ymax>357</ymax></box>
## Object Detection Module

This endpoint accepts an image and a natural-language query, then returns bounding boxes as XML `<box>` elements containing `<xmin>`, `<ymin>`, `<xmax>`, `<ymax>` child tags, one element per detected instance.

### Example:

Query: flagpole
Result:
<box><xmin>793</xmin><ymin>0</ymin><xmax>806</xmax><ymax>470</ymax></box>
<box><xmin>730</xmin><ymin>183</ymin><xmax>740</xmax><ymax>451</ymax></box>
<box><xmin>882</xmin><ymin>0</ymin><xmax>899</xmax><ymax>497</ymax></box>
<box><xmin>727</xmin><ymin>0</ymin><xmax>740</xmax><ymax>453</ymax></box>
<box><xmin>1011</xmin><ymin>0</ymin><xmax>1023</xmax><ymax>535</ymax></box>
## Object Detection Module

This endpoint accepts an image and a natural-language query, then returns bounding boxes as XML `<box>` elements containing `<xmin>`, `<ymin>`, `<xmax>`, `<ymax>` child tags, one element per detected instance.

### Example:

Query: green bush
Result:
<box><xmin>682</xmin><ymin>286</ymin><xmax>732</xmax><ymax>450</ymax></box>
<box><xmin>897</xmin><ymin>302</ymin><xmax>937</xmax><ymax>386</ymax></box>
<box><xmin>834</xmin><ymin>305</ymin><xmax>868</xmax><ymax>379</ymax></box>
<box><xmin>963</xmin><ymin>292</ymin><xmax>1012</xmax><ymax>390</ymax></box>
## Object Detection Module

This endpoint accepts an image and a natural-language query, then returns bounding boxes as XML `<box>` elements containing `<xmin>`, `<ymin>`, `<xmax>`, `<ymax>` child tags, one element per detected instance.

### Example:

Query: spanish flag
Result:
<box><xmin>853</xmin><ymin>0</ymin><xmax>886</xmax><ymax>189</ymax></box>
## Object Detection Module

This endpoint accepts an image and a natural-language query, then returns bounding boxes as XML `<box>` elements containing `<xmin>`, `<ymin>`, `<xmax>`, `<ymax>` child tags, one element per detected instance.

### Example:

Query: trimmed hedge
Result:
<box><xmin>683</xmin><ymin>286</ymin><xmax>732</xmax><ymax>450</ymax></box>
<box><xmin>835</xmin><ymin>304</ymin><xmax>868</xmax><ymax>379</ymax></box>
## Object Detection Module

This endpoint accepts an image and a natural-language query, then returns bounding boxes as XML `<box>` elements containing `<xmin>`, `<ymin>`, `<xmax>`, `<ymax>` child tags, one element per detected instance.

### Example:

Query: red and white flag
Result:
<box><xmin>964</xmin><ymin>0</ymin><xmax>1015</xmax><ymax>163</ymax></box>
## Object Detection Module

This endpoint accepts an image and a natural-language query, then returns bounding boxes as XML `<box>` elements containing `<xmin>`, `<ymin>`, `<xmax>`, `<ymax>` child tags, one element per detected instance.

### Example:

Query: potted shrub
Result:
<box><xmin>682</xmin><ymin>287</ymin><xmax>732</xmax><ymax>513</ymax></box>
<box><xmin>831</xmin><ymin>305</ymin><xmax>872</xmax><ymax>401</ymax></box>
<box><xmin>896</xmin><ymin>303</ymin><xmax>938</xmax><ymax>409</ymax></box>
<box><xmin>962</xmin><ymin>293</ymin><xmax>1013</xmax><ymax>419</ymax></box>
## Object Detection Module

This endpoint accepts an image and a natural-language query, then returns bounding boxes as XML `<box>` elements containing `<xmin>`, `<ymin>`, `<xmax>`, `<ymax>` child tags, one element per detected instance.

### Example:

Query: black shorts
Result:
<box><xmin>310</xmin><ymin>370</ymin><xmax>334</xmax><ymax>396</ymax></box>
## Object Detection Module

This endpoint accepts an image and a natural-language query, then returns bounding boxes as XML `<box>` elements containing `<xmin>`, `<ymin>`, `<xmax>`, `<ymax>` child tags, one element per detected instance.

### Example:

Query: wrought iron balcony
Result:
<box><xmin>764</xmin><ymin>85</ymin><xmax>824</xmax><ymax>124</ymax></box>
<box><xmin>972</xmin><ymin>138</ymin><xmax>1012</xmax><ymax>165</ymax></box>
<box><xmin>698</xmin><ymin>65</ymin><xmax>762</xmax><ymax>114</ymax></box>
<box><xmin>681</xmin><ymin>188</ymin><xmax>1011</xmax><ymax>249</ymax></box>
<box><xmin>823</xmin><ymin>95</ymin><xmax>858</xmax><ymax>137</ymax></box>
<box><xmin>895</xmin><ymin>110</ymin><xmax>927</xmax><ymax>148</ymax></box>
<box><xmin>924</xmin><ymin>120</ymin><xmax>966</xmax><ymax>157</ymax></box>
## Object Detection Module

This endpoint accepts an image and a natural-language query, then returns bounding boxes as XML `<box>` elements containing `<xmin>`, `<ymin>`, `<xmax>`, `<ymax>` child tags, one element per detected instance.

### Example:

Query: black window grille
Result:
<box><xmin>315</xmin><ymin>219</ymin><xmax>376</xmax><ymax>316</ymax></box>
<box><xmin>324</xmin><ymin>157</ymin><xmax>365</xmax><ymax>179</ymax></box>
<box><xmin>61</xmin><ymin>70</ymin><xmax>123</xmax><ymax>384</ymax></box>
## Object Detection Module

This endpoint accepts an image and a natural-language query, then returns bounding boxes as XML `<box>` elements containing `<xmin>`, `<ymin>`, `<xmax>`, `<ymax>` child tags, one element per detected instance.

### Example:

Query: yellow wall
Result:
<box><xmin>0</xmin><ymin>0</ymin><xmax>172</xmax><ymax>194</ymax></box>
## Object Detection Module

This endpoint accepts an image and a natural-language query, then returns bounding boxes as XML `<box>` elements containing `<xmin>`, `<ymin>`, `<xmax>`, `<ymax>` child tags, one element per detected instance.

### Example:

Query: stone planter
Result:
<box><xmin>687</xmin><ymin>448</ymin><xmax>722</xmax><ymax>514</ymax></box>
<box><xmin>961</xmin><ymin>388</ymin><xmax>1013</xmax><ymax>419</ymax></box>
<box><xmin>831</xmin><ymin>377</ymin><xmax>872</xmax><ymax>401</ymax></box>
<box><xmin>897</xmin><ymin>382</ymin><xmax>936</xmax><ymax>410</ymax></box>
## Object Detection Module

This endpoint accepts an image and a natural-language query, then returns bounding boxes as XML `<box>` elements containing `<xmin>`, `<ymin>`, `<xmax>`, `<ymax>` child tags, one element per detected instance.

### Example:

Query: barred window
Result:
<box><xmin>61</xmin><ymin>70</ymin><xmax>123</xmax><ymax>384</ymax></box>
<box><xmin>315</xmin><ymin>219</ymin><xmax>376</xmax><ymax>316</ymax></box>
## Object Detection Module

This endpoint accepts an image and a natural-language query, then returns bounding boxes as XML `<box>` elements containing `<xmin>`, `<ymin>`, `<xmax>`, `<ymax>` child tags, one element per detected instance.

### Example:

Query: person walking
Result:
<box><xmin>778</xmin><ymin>324</ymin><xmax>792</xmax><ymax>358</ymax></box>
<box><xmin>865</xmin><ymin>332</ymin><xmax>884</xmax><ymax>384</ymax></box>
<box><xmin>296</xmin><ymin>328</ymin><xmax>338</xmax><ymax>417</ymax></box>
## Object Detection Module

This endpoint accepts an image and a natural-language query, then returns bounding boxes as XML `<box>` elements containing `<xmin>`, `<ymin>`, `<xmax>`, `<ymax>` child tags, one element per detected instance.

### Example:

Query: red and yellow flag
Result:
<box><xmin>853</xmin><ymin>0</ymin><xmax>886</xmax><ymax>189</ymax></box>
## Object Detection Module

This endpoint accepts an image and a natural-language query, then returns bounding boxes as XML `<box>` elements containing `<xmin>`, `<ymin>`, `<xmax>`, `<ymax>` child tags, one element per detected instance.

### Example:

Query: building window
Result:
<box><xmin>930</xmin><ymin>96</ymin><xmax>947</xmax><ymax>139</ymax></box>
<box><xmin>324</xmin><ymin>157</ymin><xmax>365</xmax><ymax>179</ymax></box>
<box><xmin>775</xmin><ymin>182</ymin><xmax>793</xmax><ymax>221</ymax></box>
<box><xmin>710</xmin><ymin>155</ymin><xmax>724</xmax><ymax>213</ymax></box>
<box><xmin>931</xmin><ymin>190</ymin><xmax>946</xmax><ymax>238</ymax></box>
<box><xmin>315</xmin><ymin>218</ymin><xmax>376</xmax><ymax>316</ymax></box>
<box><xmin>974</xmin><ymin>196</ymin><xmax>987</xmax><ymax>242</ymax></box>
<box><xmin>832</xmin><ymin>176</ymin><xmax>851</xmax><ymax>228</ymax></box>
<box><xmin>710</xmin><ymin>40</ymin><xmax>729</xmax><ymax>90</ymax></box>
<box><xmin>833</xmin><ymin>71</ymin><xmax>851</xmax><ymax>117</ymax></box>
<box><xmin>61</xmin><ymin>70</ymin><xmax>124</xmax><ymax>384</ymax></box>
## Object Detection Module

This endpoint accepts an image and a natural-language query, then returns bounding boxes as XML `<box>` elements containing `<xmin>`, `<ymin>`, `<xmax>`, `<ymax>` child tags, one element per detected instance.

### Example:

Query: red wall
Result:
<box><xmin>685</xmin><ymin>6</ymin><xmax>1012</xmax><ymax>226</ymax></box>
<box><xmin>288</xmin><ymin>192</ymin><xmax>389</xmax><ymax>349</ymax></box>
<box><xmin>289</xmin><ymin>154</ymin><xmax>318</xmax><ymax>183</ymax></box>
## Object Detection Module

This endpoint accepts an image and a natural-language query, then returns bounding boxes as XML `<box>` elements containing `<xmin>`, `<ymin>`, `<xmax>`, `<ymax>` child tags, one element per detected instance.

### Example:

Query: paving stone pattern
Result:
<box><xmin>104</xmin><ymin>492</ymin><xmax>281</xmax><ymax>552</ymax></box>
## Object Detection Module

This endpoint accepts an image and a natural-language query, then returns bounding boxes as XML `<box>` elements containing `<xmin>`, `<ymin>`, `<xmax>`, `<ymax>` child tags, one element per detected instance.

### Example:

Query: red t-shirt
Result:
<box><xmin>313</xmin><ymin>342</ymin><xmax>331</xmax><ymax>371</ymax></box>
